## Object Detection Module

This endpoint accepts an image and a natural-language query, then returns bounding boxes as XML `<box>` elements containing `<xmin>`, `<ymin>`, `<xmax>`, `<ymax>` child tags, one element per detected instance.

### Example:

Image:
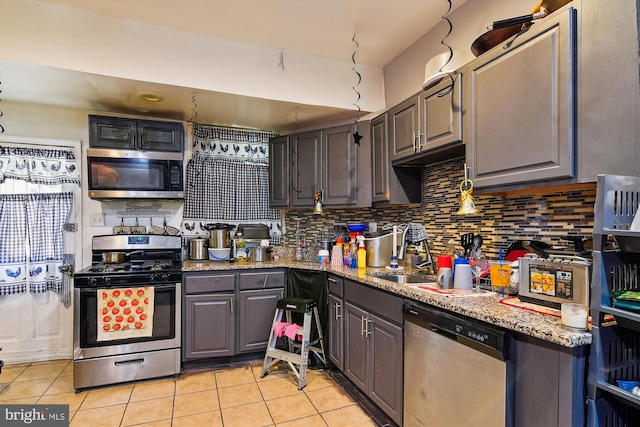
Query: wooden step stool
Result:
<box><xmin>260</xmin><ymin>297</ymin><xmax>326</xmax><ymax>389</ymax></box>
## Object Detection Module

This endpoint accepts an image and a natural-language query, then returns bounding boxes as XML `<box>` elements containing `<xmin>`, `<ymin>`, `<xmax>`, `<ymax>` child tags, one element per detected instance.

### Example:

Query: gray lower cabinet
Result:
<box><xmin>184</xmin><ymin>294</ymin><xmax>235</xmax><ymax>359</ymax></box>
<box><xmin>183</xmin><ymin>269</ymin><xmax>285</xmax><ymax>361</ymax></box>
<box><xmin>328</xmin><ymin>293</ymin><xmax>344</xmax><ymax>370</ymax></box>
<box><xmin>239</xmin><ymin>288</ymin><xmax>283</xmax><ymax>352</ymax></box>
<box><xmin>513</xmin><ymin>333</ymin><xmax>587</xmax><ymax>427</ymax></box>
<box><xmin>342</xmin><ymin>280</ymin><xmax>403</xmax><ymax>425</ymax></box>
<box><xmin>328</xmin><ymin>275</ymin><xmax>344</xmax><ymax>370</ymax></box>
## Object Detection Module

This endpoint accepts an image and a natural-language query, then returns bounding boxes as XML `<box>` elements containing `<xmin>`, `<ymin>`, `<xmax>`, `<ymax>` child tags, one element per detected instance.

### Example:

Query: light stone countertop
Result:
<box><xmin>183</xmin><ymin>259</ymin><xmax>592</xmax><ymax>348</ymax></box>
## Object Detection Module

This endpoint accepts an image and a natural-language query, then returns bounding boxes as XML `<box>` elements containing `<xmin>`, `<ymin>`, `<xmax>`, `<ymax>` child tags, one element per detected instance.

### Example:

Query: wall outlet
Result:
<box><xmin>89</xmin><ymin>213</ymin><xmax>104</xmax><ymax>227</ymax></box>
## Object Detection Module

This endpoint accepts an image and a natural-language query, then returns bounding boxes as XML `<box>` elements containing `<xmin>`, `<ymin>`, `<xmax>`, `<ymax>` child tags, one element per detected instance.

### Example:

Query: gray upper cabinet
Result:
<box><xmin>268</xmin><ymin>135</ymin><xmax>290</xmax><ymax>207</ymax></box>
<box><xmin>371</xmin><ymin>113</ymin><xmax>422</xmax><ymax>204</ymax></box>
<box><xmin>269</xmin><ymin>122</ymin><xmax>371</xmax><ymax>208</ymax></box>
<box><xmin>419</xmin><ymin>75</ymin><xmax>462</xmax><ymax>152</ymax></box>
<box><xmin>371</xmin><ymin>114</ymin><xmax>389</xmax><ymax>202</ymax></box>
<box><xmin>89</xmin><ymin>115</ymin><xmax>184</xmax><ymax>152</ymax></box>
<box><xmin>463</xmin><ymin>6</ymin><xmax>576</xmax><ymax>188</ymax></box>
<box><xmin>322</xmin><ymin>123</ymin><xmax>358</xmax><ymax>206</ymax></box>
<box><xmin>389</xmin><ymin>96</ymin><xmax>420</xmax><ymax>162</ymax></box>
<box><xmin>388</xmin><ymin>75</ymin><xmax>464</xmax><ymax>166</ymax></box>
<box><xmin>291</xmin><ymin>130</ymin><xmax>322</xmax><ymax>207</ymax></box>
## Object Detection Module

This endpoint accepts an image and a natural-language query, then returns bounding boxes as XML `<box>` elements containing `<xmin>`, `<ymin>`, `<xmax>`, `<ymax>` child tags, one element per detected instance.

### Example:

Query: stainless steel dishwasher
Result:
<box><xmin>403</xmin><ymin>300</ymin><xmax>514</xmax><ymax>427</ymax></box>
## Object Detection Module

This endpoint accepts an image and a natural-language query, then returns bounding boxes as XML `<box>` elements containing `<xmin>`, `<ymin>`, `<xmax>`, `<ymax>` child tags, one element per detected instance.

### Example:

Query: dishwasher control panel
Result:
<box><xmin>403</xmin><ymin>299</ymin><xmax>512</xmax><ymax>360</ymax></box>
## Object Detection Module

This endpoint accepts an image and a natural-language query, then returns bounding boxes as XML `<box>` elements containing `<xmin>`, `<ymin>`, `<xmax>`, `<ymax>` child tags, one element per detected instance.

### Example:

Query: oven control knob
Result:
<box><xmin>161</xmin><ymin>273</ymin><xmax>171</xmax><ymax>282</ymax></box>
<box><xmin>149</xmin><ymin>274</ymin><xmax>158</xmax><ymax>282</ymax></box>
<box><xmin>88</xmin><ymin>277</ymin><xmax>98</xmax><ymax>287</ymax></box>
<box><xmin>103</xmin><ymin>277</ymin><xmax>111</xmax><ymax>286</ymax></box>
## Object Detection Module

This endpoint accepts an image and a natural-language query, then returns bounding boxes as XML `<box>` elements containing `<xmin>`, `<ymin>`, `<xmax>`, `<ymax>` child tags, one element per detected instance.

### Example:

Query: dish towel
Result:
<box><xmin>274</xmin><ymin>322</ymin><xmax>291</xmax><ymax>337</ymax></box>
<box><xmin>97</xmin><ymin>287</ymin><xmax>155</xmax><ymax>341</ymax></box>
<box><xmin>283</xmin><ymin>323</ymin><xmax>304</xmax><ymax>341</ymax></box>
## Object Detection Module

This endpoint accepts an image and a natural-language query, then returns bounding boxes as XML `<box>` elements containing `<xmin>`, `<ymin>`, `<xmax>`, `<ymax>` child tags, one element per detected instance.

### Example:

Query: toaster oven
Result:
<box><xmin>518</xmin><ymin>254</ymin><xmax>591</xmax><ymax>309</ymax></box>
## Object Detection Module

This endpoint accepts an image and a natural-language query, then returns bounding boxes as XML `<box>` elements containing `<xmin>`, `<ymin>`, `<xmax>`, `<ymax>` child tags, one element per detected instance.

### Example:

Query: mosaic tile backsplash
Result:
<box><xmin>282</xmin><ymin>156</ymin><xmax>596</xmax><ymax>261</ymax></box>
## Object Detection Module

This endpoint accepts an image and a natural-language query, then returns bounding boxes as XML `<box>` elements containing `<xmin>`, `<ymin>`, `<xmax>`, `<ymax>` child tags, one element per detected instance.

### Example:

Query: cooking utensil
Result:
<box><xmin>131</xmin><ymin>217</ymin><xmax>146</xmax><ymax>235</ymax></box>
<box><xmin>189</xmin><ymin>238</ymin><xmax>209</xmax><ymax>260</ymax></box>
<box><xmin>113</xmin><ymin>218</ymin><xmax>131</xmax><ymax>235</ymax></box>
<box><xmin>101</xmin><ymin>250</ymin><xmax>143</xmax><ymax>263</ymax></box>
<box><xmin>522</xmin><ymin>240</ymin><xmax>550</xmax><ymax>258</ymax></box>
<box><xmin>236</xmin><ymin>223</ymin><xmax>269</xmax><ymax>239</ymax></box>
<box><xmin>148</xmin><ymin>217</ymin><xmax>165</xmax><ymax>235</ymax></box>
<box><xmin>470</xmin><ymin>0</ymin><xmax>571</xmax><ymax>56</ymax></box>
<box><xmin>461</xmin><ymin>232</ymin><xmax>474</xmax><ymax>257</ymax></box>
<box><xmin>204</xmin><ymin>223</ymin><xmax>235</xmax><ymax>248</ymax></box>
<box><xmin>471</xmin><ymin>234</ymin><xmax>483</xmax><ymax>253</ymax></box>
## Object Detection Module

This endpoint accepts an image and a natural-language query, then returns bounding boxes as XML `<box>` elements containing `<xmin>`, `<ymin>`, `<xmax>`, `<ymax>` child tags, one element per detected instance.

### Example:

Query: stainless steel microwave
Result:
<box><xmin>87</xmin><ymin>148</ymin><xmax>184</xmax><ymax>200</ymax></box>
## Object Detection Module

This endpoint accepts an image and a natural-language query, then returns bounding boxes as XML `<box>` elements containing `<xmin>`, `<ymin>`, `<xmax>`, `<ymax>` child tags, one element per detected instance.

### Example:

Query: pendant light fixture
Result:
<box><xmin>456</xmin><ymin>163</ymin><xmax>479</xmax><ymax>215</ymax></box>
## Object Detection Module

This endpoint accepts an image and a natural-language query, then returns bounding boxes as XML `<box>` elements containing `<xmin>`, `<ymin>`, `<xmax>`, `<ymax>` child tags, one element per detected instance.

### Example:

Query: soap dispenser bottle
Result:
<box><xmin>357</xmin><ymin>236</ymin><xmax>367</xmax><ymax>268</ymax></box>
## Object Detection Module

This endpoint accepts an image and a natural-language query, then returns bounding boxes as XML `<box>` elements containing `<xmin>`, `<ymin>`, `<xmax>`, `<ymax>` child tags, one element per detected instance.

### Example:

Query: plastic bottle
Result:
<box><xmin>235</xmin><ymin>232</ymin><xmax>247</xmax><ymax>263</ymax></box>
<box><xmin>343</xmin><ymin>237</ymin><xmax>351</xmax><ymax>266</ymax></box>
<box><xmin>357</xmin><ymin>236</ymin><xmax>367</xmax><ymax>268</ymax></box>
<box><xmin>318</xmin><ymin>249</ymin><xmax>330</xmax><ymax>265</ymax></box>
<box><xmin>331</xmin><ymin>238</ymin><xmax>343</xmax><ymax>265</ymax></box>
<box><xmin>350</xmin><ymin>238</ymin><xmax>358</xmax><ymax>268</ymax></box>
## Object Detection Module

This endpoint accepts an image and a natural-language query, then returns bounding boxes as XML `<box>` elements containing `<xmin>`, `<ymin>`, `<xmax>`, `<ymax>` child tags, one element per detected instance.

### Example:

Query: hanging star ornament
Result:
<box><xmin>353</xmin><ymin>130</ymin><xmax>362</xmax><ymax>146</ymax></box>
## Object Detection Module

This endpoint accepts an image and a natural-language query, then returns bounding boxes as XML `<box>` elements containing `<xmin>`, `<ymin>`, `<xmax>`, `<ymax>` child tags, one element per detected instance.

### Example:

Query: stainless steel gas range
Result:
<box><xmin>73</xmin><ymin>234</ymin><xmax>182</xmax><ymax>391</ymax></box>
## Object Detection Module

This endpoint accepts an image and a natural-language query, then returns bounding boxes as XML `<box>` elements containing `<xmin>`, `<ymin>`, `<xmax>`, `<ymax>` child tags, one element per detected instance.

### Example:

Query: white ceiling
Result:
<box><xmin>2</xmin><ymin>0</ymin><xmax>469</xmax><ymax>132</ymax></box>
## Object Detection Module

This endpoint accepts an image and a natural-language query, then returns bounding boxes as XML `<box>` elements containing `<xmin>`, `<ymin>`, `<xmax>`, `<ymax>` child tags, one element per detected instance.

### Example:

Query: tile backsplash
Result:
<box><xmin>283</xmin><ymin>156</ymin><xmax>596</xmax><ymax>260</ymax></box>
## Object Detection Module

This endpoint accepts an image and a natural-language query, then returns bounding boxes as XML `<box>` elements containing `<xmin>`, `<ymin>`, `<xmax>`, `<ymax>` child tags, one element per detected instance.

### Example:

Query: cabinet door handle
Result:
<box><xmin>334</xmin><ymin>302</ymin><xmax>341</xmax><ymax>320</ymax></box>
<box><xmin>417</xmin><ymin>132</ymin><xmax>424</xmax><ymax>152</ymax></box>
<box><xmin>230</xmin><ymin>296</ymin><xmax>234</xmax><ymax>313</ymax></box>
<box><xmin>365</xmin><ymin>319</ymin><xmax>372</xmax><ymax>337</ymax></box>
<box><xmin>328</xmin><ymin>277</ymin><xmax>337</xmax><ymax>283</ymax></box>
<box><xmin>361</xmin><ymin>316</ymin><xmax>365</xmax><ymax>336</ymax></box>
<box><xmin>262</xmin><ymin>276</ymin><xmax>268</xmax><ymax>288</ymax></box>
<box><xmin>412</xmin><ymin>133</ymin><xmax>417</xmax><ymax>152</ymax></box>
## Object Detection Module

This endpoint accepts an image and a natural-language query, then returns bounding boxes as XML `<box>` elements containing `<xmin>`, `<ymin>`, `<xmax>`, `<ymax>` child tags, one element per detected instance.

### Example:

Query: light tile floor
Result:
<box><xmin>0</xmin><ymin>359</ymin><xmax>376</xmax><ymax>427</ymax></box>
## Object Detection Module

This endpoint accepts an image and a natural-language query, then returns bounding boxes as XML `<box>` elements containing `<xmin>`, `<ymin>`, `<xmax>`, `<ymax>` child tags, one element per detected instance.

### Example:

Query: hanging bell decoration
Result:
<box><xmin>313</xmin><ymin>189</ymin><xmax>323</xmax><ymax>215</ymax></box>
<box><xmin>456</xmin><ymin>164</ymin><xmax>479</xmax><ymax>215</ymax></box>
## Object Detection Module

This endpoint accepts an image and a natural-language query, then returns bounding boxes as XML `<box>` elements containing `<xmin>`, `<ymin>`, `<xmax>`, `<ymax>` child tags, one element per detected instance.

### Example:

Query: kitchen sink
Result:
<box><xmin>374</xmin><ymin>274</ymin><xmax>433</xmax><ymax>285</ymax></box>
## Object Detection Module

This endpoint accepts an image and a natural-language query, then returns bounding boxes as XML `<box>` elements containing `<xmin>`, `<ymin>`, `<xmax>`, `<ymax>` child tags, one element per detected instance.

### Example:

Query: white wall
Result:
<box><xmin>0</xmin><ymin>0</ymin><xmax>385</xmax><ymax>113</ymax></box>
<box><xmin>383</xmin><ymin>0</ymin><xmax>536</xmax><ymax>106</ymax></box>
<box><xmin>0</xmin><ymin>101</ymin><xmax>184</xmax><ymax>269</ymax></box>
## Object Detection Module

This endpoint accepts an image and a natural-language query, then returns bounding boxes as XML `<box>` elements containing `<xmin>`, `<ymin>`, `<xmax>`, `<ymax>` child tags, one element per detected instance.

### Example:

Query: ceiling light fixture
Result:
<box><xmin>138</xmin><ymin>92</ymin><xmax>164</xmax><ymax>102</ymax></box>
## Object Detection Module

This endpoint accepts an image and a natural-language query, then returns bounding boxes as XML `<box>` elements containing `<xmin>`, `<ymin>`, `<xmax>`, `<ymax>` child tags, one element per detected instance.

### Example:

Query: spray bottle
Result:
<box><xmin>357</xmin><ymin>235</ymin><xmax>367</xmax><ymax>268</ymax></box>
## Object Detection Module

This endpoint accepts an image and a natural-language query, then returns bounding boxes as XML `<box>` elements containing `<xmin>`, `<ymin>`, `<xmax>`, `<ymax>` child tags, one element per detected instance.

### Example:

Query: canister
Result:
<box><xmin>189</xmin><ymin>238</ymin><xmax>209</xmax><ymax>260</ymax></box>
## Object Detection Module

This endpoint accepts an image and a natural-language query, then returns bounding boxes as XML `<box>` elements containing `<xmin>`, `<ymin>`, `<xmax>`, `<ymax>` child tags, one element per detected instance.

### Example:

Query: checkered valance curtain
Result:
<box><xmin>184</xmin><ymin>124</ymin><xmax>280</xmax><ymax>221</ymax></box>
<box><xmin>0</xmin><ymin>146</ymin><xmax>80</xmax><ymax>186</ymax></box>
<box><xmin>0</xmin><ymin>193</ymin><xmax>72</xmax><ymax>297</ymax></box>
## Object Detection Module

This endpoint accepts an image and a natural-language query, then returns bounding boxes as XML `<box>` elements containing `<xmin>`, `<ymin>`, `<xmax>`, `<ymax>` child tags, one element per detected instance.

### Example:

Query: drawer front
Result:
<box><xmin>184</xmin><ymin>273</ymin><xmax>235</xmax><ymax>294</ymax></box>
<box><xmin>328</xmin><ymin>274</ymin><xmax>344</xmax><ymax>297</ymax></box>
<box><xmin>344</xmin><ymin>279</ymin><xmax>403</xmax><ymax>324</ymax></box>
<box><xmin>239</xmin><ymin>270</ymin><xmax>286</xmax><ymax>290</ymax></box>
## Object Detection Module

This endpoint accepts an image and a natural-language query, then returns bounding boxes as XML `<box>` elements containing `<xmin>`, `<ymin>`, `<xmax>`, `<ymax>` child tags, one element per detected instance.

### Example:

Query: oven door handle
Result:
<box><xmin>114</xmin><ymin>358</ymin><xmax>144</xmax><ymax>366</ymax></box>
<box><xmin>79</xmin><ymin>282</ymin><xmax>178</xmax><ymax>293</ymax></box>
